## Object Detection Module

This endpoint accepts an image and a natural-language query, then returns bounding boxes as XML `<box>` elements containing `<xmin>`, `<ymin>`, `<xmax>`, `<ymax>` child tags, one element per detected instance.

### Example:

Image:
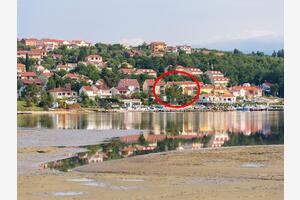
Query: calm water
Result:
<box><xmin>18</xmin><ymin>111</ymin><xmax>283</xmax><ymax>136</ymax></box>
<box><xmin>27</xmin><ymin>111</ymin><xmax>283</xmax><ymax>171</ymax></box>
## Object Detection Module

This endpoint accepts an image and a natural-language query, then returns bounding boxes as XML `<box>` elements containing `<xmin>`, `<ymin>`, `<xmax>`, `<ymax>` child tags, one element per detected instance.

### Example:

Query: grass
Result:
<box><xmin>17</xmin><ymin>100</ymin><xmax>43</xmax><ymax>111</ymax></box>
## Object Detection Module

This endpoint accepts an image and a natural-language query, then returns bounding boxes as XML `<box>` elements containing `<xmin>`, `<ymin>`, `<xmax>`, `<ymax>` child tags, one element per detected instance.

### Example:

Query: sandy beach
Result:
<box><xmin>18</xmin><ymin>145</ymin><xmax>283</xmax><ymax>200</ymax></box>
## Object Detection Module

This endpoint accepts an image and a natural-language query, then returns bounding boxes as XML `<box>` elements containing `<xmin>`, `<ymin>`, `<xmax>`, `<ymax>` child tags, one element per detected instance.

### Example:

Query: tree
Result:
<box><xmin>165</xmin><ymin>85</ymin><xmax>183</xmax><ymax>104</ymax></box>
<box><xmin>39</xmin><ymin>91</ymin><xmax>54</xmax><ymax>109</ymax></box>
<box><xmin>233</xmin><ymin>48</ymin><xmax>242</xmax><ymax>54</ymax></box>
<box><xmin>100</xmin><ymin>68</ymin><xmax>120</xmax><ymax>87</ymax></box>
<box><xmin>46</xmin><ymin>78</ymin><xmax>56</xmax><ymax>90</ymax></box>
<box><xmin>25</xmin><ymin>53</ymin><xmax>30</xmax><ymax>71</ymax></box>
<box><xmin>138</xmin><ymin>134</ymin><xmax>146</xmax><ymax>145</ymax></box>
<box><xmin>22</xmin><ymin>84</ymin><xmax>41</xmax><ymax>106</ymax></box>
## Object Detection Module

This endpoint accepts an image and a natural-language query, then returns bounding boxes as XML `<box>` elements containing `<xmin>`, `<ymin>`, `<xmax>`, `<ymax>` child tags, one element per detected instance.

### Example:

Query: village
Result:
<box><xmin>17</xmin><ymin>38</ymin><xmax>282</xmax><ymax>112</ymax></box>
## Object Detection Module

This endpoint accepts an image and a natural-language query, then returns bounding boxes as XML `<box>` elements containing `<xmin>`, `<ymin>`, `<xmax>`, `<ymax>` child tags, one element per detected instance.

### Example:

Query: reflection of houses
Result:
<box><xmin>177</xmin><ymin>142</ymin><xmax>204</xmax><ymax>150</ymax></box>
<box><xmin>212</xmin><ymin>133</ymin><xmax>229</xmax><ymax>148</ymax></box>
<box><xmin>79</xmin><ymin>152</ymin><xmax>105</xmax><ymax>164</ymax></box>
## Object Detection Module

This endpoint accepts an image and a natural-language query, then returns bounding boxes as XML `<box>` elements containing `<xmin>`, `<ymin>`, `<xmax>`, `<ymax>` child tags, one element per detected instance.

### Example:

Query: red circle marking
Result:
<box><xmin>152</xmin><ymin>70</ymin><xmax>201</xmax><ymax>109</ymax></box>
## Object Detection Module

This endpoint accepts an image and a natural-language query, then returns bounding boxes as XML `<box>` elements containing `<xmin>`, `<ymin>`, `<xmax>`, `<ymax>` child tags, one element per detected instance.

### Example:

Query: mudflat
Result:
<box><xmin>18</xmin><ymin>145</ymin><xmax>283</xmax><ymax>200</ymax></box>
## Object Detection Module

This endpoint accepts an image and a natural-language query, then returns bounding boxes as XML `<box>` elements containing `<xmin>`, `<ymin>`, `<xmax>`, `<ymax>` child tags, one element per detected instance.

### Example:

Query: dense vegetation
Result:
<box><xmin>18</xmin><ymin>42</ymin><xmax>284</xmax><ymax>98</ymax></box>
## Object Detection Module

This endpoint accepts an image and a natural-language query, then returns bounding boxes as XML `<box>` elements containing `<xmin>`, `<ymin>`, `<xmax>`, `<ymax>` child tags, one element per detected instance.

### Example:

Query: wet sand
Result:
<box><xmin>17</xmin><ymin>128</ymin><xmax>145</xmax><ymax>176</ymax></box>
<box><xmin>18</xmin><ymin>145</ymin><xmax>283</xmax><ymax>200</ymax></box>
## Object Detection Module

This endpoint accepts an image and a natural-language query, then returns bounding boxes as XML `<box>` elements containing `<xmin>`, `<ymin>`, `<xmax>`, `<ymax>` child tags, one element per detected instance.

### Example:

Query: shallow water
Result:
<box><xmin>17</xmin><ymin>111</ymin><xmax>283</xmax><ymax>136</ymax></box>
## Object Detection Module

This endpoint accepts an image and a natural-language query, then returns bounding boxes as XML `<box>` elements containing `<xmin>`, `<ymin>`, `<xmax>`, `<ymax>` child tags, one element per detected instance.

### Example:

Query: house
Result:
<box><xmin>32</xmin><ymin>65</ymin><xmax>45</xmax><ymax>72</ymax></box>
<box><xmin>117</xmin><ymin>79</ymin><xmax>140</xmax><ymax>96</ymax></box>
<box><xmin>85</xmin><ymin>54</ymin><xmax>103</xmax><ymax>64</ymax></box>
<box><xmin>198</xmin><ymin>93</ymin><xmax>236</xmax><ymax>104</ymax></box>
<box><xmin>63</xmin><ymin>73</ymin><xmax>81</xmax><ymax>81</ymax></box>
<box><xmin>19</xmin><ymin>72</ymin><xmax>37</xmax><ymax>80</ymax></box>
<box><xmin>166</xmin><ymin>81</ymin><xmax>199</xmax><ymax>95</ymax></box>
<box><xmin>173</xmin><ymin>65</ymin><xmax>203</xmax><ymax>76</ymax></box>
<box><xmin>186</xmin><ymin>67</ymin><xmax>203</xmax><ymax>75</ymax></box>
<box><xmin>20</xmin><ymin>78</ymin><xmax>44</xmax><ymax>86</ymax></box>
<box><xmin>56</xmin><ymin>64</ymin><xmax>72</xmax><ymax>72</ymax></box>
<box><xmin>205</xmin><ymin>70</ymin><xmax>229</xmax><ymax>86</ymax></box>
<box><xmin>229</xmin><ymin>86</ymin><xmax>263</xmax><ymax>99</ymax></box>
<box><xmin>48</xmin><ymin>87</ymin><xmax>78</xmax><ymax>100</ymax></box>
<box><xmin>200</xmin><ymin>84</ymin><xmax>214</xmax><ymax>94</ymax></box>
<box><xmin>176</xmin><ymin>45</ymin><xmax>192</xmax><ymax>54</ymax></box>
<box><xmin>39</xmin><ymin>72</ymin><xmax>54</xmax><ymax>82</ymax></box>
<box><xmin>143</xmin><ymin>79</ymin><xmax>166</xmax><ymax>95</ymax></box>
<box><xmin>121</xmin><ymin>99</ymin><xmax>142</xmax><ymax>109</ymax></box>
<box><xmin>17</xmin><ymin>49</ymin><xmax>46</xmax><ymax>59</ymax></box>
<box><xmin>21</xmin><ymin>38</ymin><xmax>38</xmax><ymax>47</ymax></box>
<box><xmin>134</xmin><ymin>69</ymin><xmax>157</xmax><ymax>77</ymax></box>
<box><xmin>166</xmin><ymin>46</ymin><xmax>178</xmax><ymax>53</ymax></box>
<box><xmin>31</xmin><ymin>49</ymin><xmax>47</xmax><ymax>57</ymax></box>
<box><xmin>79</xmin><ymin>86</ymin><xmax>97</xmax><ymax>99</ymax></box>
<box><xmin>93</xmin><ymin>84</ymin><xmax>112</xmax><ymax>98</ymax></box>
<box><xmin>52</xmin><ymin>54</ymin><xmax>62</xmax><ymax>60</ymax></box>
<box><xmin>70</xmin><ymin>40</ymin><xmax>91</xmax><ymax>47</ymax></box>
<box><xmin>150</xmin><ymin>42</ymin><xmax>167</xmax><ymax>55</ymax></box>
<box><xmin>118</xmin><ymin>68</ymin><xmax>136</xmax><ymax>75</ymax></box>
<box><xmin>118</xmin><ymin>62</ymin><xmax>134</xmax><ymax>69</ymax></box>
<box><xmin>261</xmin><ymin>81</ymin><xmax>272</xmax><ymax>95</ymax></box>
<box><xmin>124</xmin><ymin>49</ymin><xmax>143</xmax><ymax>57</ymax></box>
<box><xmin>17</xmin><ymin>63</ymin><xmax>26</xmax><ymax>73</ymax></box>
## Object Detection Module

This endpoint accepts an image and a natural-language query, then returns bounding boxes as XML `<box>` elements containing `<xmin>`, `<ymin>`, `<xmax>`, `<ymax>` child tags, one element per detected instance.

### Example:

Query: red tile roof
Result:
<box><xmin>48</xmin><ymin>87</ymin><xmax>74</xmax><ymax>93</ymax></box>
<box><xmin>20</xmin><ymin>72</ymin><xmax>36</xmax><ymax>77</ymax></box>
<box><xmin>118</xmin><ymin>79</ymin><xmax>139</xmax><ymax>87</ymax></box>
<box><xmin>82</xmin><ymin>86</ymin><xmax>93</xmax><ymax>91</ymax></box>
<box><xmin>21</xmin><ymin>78</ymin><xmax>43</xmax><ymax>85</ymax></box>
<box><xmin>144</xmin><ymin>79</ymin><xmax>165</xmax><ymax>86</ymax></box>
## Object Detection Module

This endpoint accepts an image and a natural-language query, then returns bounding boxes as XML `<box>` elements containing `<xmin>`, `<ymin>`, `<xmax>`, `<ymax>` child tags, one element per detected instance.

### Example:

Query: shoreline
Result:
<box><xmin>17</xmin><ymin>108</ymin><xmax>283</xmax><ymax>115</ymax></box>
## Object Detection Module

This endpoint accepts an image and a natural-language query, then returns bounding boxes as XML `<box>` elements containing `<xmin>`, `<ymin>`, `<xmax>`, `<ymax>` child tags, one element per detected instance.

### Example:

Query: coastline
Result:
<box><xmin>17</xmin><ymin>107</ymin><xmax>284</xmax><ymax>115</ymax></box>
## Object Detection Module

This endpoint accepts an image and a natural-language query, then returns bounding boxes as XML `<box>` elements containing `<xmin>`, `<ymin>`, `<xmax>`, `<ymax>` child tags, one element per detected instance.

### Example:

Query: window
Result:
<box><xmin>58</xmin><ymin>93</ymin><xmax>61</xmax><ymax>96</ymax></box>
<box><xmin>73</xmin><ymin>93</ymin><xmax>76</xmax><ymax>95</ymax></box>
<box><xmin>62</xmin><ymin>93</ymin><xmax>65</xmax><ymax>95</ymax></box>
<box><xmin>67</xmin><ymin>93</ymin><xmax>70</xmax><ymax>95</ymax></box>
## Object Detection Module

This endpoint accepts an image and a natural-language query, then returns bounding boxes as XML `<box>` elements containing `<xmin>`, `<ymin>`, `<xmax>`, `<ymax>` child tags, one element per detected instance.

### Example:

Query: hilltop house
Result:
<box><xmin>150</xmin><ymin>42</ymin><xmax>167</xmax><ymax>55</ymax></box>
<box><xmin>176</xmin><ymin>45</ymin><xmax>192</xmax><ymax>54</ymax></box>
<box><xmin>21</xmin><ymin>38</ymin><xmax>38</xmax><ymax>47</ymax></box>
<box><xmin>205</xmin><ymin>70</ymin><xmax>229</xmax><ymax>86</ymax></box>
<box><xmin>124</xmin><ymin>49</ymin><xmax>143</xmax><ymax>57</ymax></box>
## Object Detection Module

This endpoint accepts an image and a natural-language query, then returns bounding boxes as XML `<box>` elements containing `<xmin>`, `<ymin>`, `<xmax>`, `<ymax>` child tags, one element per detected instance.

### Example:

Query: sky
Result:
<box><xmin>17</xmin><ymin>0</ymin><xmax>283</xmax><ymax>54</ymax></box>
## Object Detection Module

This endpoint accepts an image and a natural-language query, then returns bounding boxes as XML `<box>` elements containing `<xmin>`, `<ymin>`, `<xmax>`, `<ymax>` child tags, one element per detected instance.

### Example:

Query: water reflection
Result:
<box><xmin>18</xmin><ymin>111</ymin><xmax>283</xmax><ymax>136</ymax></box>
